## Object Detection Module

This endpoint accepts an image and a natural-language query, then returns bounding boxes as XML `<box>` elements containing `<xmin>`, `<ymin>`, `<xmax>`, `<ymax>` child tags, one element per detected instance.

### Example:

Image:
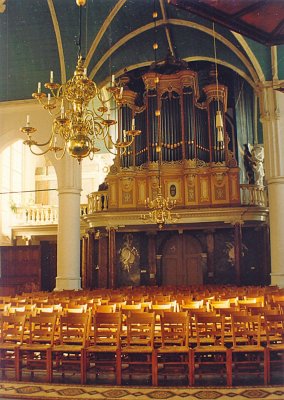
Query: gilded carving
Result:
<box><xmin>0</xmin><ymin>0</ymin><xmax>6</xmax><ymax>13</ymax></box>
<box><xmin>214</xmin><ymin>172</ymin><xmax>226</xmax><ymax>185</ymax></box>
<box><xmin>121</xmin><ymin>177</ymin><xmax>133</xmax><ymax>192</ymax></box>
<box><xmin>188</xmin><ymin>188</ymin><xmax>196</xmax><ymax>202</ymax></box>
<box><xmin>200</xmin><ymin>178</ymin><xmax>210</xmax><ymax>202</ymax></box>
<box><xmin>215</xmin><ymin>187</ymin><xmax>225</xmax><ymax>200</ymax></box>
<box><xmin>186</xmin><ymin>174</ymin><xmax>196</xmax><ymax>186</ymax></box>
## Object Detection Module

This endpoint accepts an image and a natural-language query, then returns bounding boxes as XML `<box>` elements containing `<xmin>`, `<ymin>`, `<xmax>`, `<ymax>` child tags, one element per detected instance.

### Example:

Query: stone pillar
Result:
<box><xmin>55</xmin><ymin>157</ymin><xmax>82</xmax><ymax>290</ymax></box>
<box><xmin>260</xmin><ymin>85</ymin><xmax>284</xmax><ymax>287</ymax></box>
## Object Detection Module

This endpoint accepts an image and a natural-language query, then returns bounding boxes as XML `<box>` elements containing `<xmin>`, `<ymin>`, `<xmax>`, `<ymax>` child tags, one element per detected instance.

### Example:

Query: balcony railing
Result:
<box><xmin>240</xmin><ymin>184</ymin><xmax>268</xmax><ymax>207</ymax></box>
<box><xmin>11</xmin><ymin>185</ymin><xmax>268</xmax><ymax>226</ymax></box>
<box><xmin>87</xmin><ymin>190</ymin><xmax>108</xmax><ymax>213</ymax></box>
<box><xmin>13</xmin><ymin>205</ymin><xmax>59</xmax><ymax>225</ymax></box>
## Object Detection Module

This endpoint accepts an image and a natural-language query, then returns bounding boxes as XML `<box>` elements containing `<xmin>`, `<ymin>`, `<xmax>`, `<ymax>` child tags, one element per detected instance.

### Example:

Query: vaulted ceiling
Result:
<box><xmin>169</xmin><ymin>0</ymin><xmax>284</xmax><ymax>46</ymax></box>
<box><xmin>0</xmin><ymin>0</ymin><xmax>283</xmax><ymax>103</ymax></box>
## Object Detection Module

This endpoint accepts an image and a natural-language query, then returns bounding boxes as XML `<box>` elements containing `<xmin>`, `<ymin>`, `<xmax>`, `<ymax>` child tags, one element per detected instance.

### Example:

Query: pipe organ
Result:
<box><xmin>101</xmin><ymin>69</ymin><xmax>240</xmax><ymax>210</ymax></box>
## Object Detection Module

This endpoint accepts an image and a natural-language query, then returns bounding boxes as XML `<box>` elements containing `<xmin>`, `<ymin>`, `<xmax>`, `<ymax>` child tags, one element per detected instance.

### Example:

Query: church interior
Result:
<box><xmin>0</xmin><ymin>0</ymin><xmax>284</xmax><ymax>392</ymax></box>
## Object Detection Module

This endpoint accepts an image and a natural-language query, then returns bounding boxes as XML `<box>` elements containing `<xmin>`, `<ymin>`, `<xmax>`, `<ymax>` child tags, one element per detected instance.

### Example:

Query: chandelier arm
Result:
<box><xmin>22</xmin><ymin>0</ymin><xmax>138</xmax><ymax>163</ymax></box>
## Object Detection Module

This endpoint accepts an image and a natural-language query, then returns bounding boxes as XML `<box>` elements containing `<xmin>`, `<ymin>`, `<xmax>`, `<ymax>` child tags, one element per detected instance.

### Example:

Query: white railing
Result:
<box><xmin>14</xmin><ymin>205</ymin><xmax>59</xmax><ymax>225</ymax></box>
<box><xmin>240</xmin><ymin>184</ymin><xmax>268</xmax><ymax>207</ymax></box>
<box><xmin>87</xmin><ymin>191</ymin><xmax>108</xmax><ymax>213</ymax></box>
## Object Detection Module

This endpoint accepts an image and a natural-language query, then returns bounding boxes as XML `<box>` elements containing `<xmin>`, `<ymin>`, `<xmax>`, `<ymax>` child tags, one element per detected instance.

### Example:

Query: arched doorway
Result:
<box><xmin>161</xmin><ymin>233</ymin><xmax>204</xmax><ymax>286</ymax></box>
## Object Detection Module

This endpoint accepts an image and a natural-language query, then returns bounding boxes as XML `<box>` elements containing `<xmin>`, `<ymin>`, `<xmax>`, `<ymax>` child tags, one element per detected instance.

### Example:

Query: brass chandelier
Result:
<box><xmin>141</xmin><ymin>2</ymin><xmax>178</xmax><ymax>229</ymax></box>
<box><xmin>21</xmin><ymin>0</ymin><xmax>141</xmax><ymax>163</ymax></box>
<box><xmin>143</xmin><ymin>184</ymin><xmax>179</xmax><ymax>230</ymax></box>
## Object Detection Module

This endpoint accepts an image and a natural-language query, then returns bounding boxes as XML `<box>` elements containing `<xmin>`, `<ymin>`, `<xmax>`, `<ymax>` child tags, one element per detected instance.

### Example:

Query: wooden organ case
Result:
<box><xmin>106</xmin><ymin>68</ymin><xmax>240</xmax><ymax>211</ymax></box>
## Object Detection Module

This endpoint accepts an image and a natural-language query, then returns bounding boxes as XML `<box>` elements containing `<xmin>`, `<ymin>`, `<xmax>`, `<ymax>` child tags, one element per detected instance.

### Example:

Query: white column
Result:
<box><xmin>260</xmin><ymin>85</ymin><xmax>284</xmax><ymax>287</ymax></box>
<box><xmin>268</xmin><ymin>177</ymin><xmax>284</xmax><ymax>287</ymax></box>
<box><xmin>55</xmin><ymin>156</ymin><xmax>82</xmax><ymax>290</ymax></box>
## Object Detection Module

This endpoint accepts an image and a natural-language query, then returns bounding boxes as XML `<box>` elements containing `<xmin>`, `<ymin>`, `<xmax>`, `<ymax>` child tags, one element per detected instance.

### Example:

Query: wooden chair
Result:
<box><xmin>264</xmin><ymin>314</ymin><xmax>284</xmax><ymax>384</ymax></box>
<box><xmin>156</xmin><ymin>311</ymin><xmax>191</xmax><ymax>385</ymax></box>
<box><xmin>191</xmin><ymin>314</ymin><xmax>231</xmax><ymax>386</ymax></box>
<box><xmin>0</xmin><ymin>314</ymin><xmax>26</xmax><ymax>380</ymax></box>
<box><xmin>188</xmin><ymin>310</ymin><xmax>216</xmax><ymax>347</ymax></box>
<box><xmin>50</xmin><ymin>313</ymin><xmax>89</xmax><ymax>384</ymax></box>
<box><xmin>230</xmin><ymin>314</ymin><xmax>268</xmax><ymax>385</ymax></box>
<box><xmin>210</xmin><ymin>299</ymin><xmax>231</xmax><ymax>313</ymax></box>
<box><xmin>121</xmin><ymin>312</ymin><xmax>157</xmax><ymax>385</ymax></box>
<box><xmin>180</xmin><ymin>300</ymin><xmax>204</xmax><ymax>312</ymax></box>
<box><xmin>95</xmin><ymin>304</ymin><xmax>116</xmax><ymax>313</ymax></box>
<box><xmin>18</xmin><ymin>314</ymin><xmax>57</xmax><ymax>382</ymax></box>
<box><xmin>84</xmin><ymin>312</ymin><xmax>122</xmax><ymax>384</ymax></box>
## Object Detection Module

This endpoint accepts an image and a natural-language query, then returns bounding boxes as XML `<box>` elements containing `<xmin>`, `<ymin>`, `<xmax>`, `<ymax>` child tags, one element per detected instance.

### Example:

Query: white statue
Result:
<box><xmin>251</xmin><ymin>145</ymin><xmax>265</xmax><ymax>186</ymax></box>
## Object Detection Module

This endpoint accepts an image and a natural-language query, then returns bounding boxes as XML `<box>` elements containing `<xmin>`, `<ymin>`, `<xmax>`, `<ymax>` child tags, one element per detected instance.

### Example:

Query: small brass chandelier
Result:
<box><xmin>143</xmin><ymin>182</ymin><xmax>179</xmax><ymax>230</ymax></box>
<box><xmin>21</xmin><ymin>0</ymin><xmax>140</xmax><ymax>163</ymax></box>
<box><xmin>141</xmin><ymin>3</ymin><xmax>178</xmax><ymax>229</ymax></box>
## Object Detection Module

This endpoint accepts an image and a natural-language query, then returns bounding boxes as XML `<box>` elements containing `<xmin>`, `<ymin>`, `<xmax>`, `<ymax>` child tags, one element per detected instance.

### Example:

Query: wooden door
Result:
<box><xmin>161</xmin><ymin>234</ymin><xmax>203</xmax><ymax>286</ymax></box>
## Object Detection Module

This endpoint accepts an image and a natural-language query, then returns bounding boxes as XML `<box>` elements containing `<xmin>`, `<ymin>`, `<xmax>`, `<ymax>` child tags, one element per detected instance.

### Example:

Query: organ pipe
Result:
<box><xmin>118</xmin><ymin>70</ymin><xmax>229</xmax><ymax>167</ymax></box>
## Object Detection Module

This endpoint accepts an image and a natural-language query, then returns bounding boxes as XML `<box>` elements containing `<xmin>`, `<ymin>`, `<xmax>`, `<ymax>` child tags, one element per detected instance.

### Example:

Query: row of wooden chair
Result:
<box><xmin>0</xmin><ymin>311</ymin><xmax>283</xmax><ymax>386</ymax></box>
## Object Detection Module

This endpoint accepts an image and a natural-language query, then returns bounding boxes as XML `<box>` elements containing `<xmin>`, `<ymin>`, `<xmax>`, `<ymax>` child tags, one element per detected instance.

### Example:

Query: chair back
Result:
<box><xmin>195</xmin><ymin>314</ymin><xmax>225</xmax><ymax>346</ymax></box>
<box><xmin>0</xmin><ymin>314</ymin><xmax>26</xmax><ymax>344</ymax></box>
<box><xmin>95</xmin><ymin>304</ymin><xmax>116</xmax><ymax>313</ymax></box>
<box><xmin>160</xmin><ymin>311</ymin><xmax>189</xmax><ymax>347</ymax></box>
<box><xmin>231</xmin><ymin>314</ymin><xmax>262</xmax><ymax>347</ymax></box>
<box><xmin>58</xmin><ymin>313</ymin><xmax>90</xmax><ymax>347</ymax></box>
<box><xmin>27</xmin><ymin>314</ymin><xmax>57</xmax><ymax>345</ymax></box>
<box><xmin>264</xmin><ymin>314</ymin><xmax>284</xmax><ymax>345</ymax></box>
<box><xmin>93</xmin><ymin>311</ymin><xmax>122</xmax><ymax>347</ymax></box>
<box><xmin>125</xmin><ymin>312</ymin><xmax>155</xmax><ymax>348</ymax></box>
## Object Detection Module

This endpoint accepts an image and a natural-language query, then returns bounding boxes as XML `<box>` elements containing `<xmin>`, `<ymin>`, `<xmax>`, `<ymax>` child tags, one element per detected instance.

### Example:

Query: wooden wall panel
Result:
<box><xmin>0</xmin><ymin>246</ymin><xmax>41</xmax><ymax>295</ymax></box>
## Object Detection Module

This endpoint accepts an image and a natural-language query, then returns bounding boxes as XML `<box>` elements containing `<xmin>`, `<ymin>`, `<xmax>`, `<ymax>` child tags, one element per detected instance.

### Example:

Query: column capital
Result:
<box><xmin>267</xmin><ymin>176</ymin><xmax>284</xmax><ymax>185</ymax></box>
<box><xmin>57</xmin><ymin>187</ymin><xmax>81</xmax><ymax>195</ymax></box>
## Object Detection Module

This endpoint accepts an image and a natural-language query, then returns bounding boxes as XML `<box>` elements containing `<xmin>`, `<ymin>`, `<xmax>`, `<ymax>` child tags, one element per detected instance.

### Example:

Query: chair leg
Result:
<box><xmin>15</xmin><ymin>347</ymin><xmax>20</xmax><ymax>381</ymax></box>
<box><xmin>81</xmin><ymin>349</ymin><xmax>86</xmax><ymax>385</ymax></box>
<box><xmin>189</xmin><ymin>349</ymin><xmax>195</xmax><ymax>386</ymax></box>
<box><xmin>266</xmin><ymin>349</ymin><xmax>271</xmax><ymax>384</ymax></box>
<box><xmin>152</xmin><ymin>349</ymin><xmax>158</xmax><ymax>386</ymax></box>
<box><xmin>116</xmin><ymin>349</ymin><xmax>122</xmax><ymax>385</ymax></box>
<box><xmin>264</xmin><ymin>348</ymin><xmax>268</xmax><ymax>385</ymax></box>
<box><xmin>47</xmin><ymin>348</ymin><xmax>52</xmax><ymax>383</ymax></box>
<box><xmin>226</xmin><ymin>348</ymin><xmax>232</xmax><ymax>386</ymax></box>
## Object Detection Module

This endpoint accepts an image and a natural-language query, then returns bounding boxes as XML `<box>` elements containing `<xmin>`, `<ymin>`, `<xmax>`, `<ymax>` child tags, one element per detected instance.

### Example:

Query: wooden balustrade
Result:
<box><xmin>240</xmin><ymin>184</ymin><xmax>268</xmax><ymax>207</ymax></box>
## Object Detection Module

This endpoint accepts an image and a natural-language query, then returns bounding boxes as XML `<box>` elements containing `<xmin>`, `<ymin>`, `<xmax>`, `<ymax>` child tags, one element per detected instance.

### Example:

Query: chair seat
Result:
<box><xmin>86</xmin><ymin>345</ymin><xmax>119</xmax><ymax>352</ymax></box>
<box><xmin>20</xmin><ymin>344</ymin><xmax>52</xmax><ymax>351</ymax></box>
<box><xmin>194</xmin><ymin>345</ymin><xmax>228</xmax><ymax>353</ymax></box>
<box><xmin>0</xmin><ymin>343</ymin><xmax>19</xmax><ymax>350</ymax></box>
<box><xmin>52</xmin><ymin>344</ymin><xmax>84</xmax><ymax>352</ymax></box>
<box><xmin>232</xmin><ymin>345</ymin><xmax>265</xmax><ymax>352</ymax></box>
<box><xmin>122</xmin><ymin>345</ymin><xmax>153</xmax><ymax>353</ymax></box>
<box><xmin>267</xmin><ymin>343</ymin><xmax>284</xmax><ymax>350</ymax></box>
<box><xmin>157</xmin><ymin>345</ymin><xmax>189</xmax><ymax>353</ymax></box>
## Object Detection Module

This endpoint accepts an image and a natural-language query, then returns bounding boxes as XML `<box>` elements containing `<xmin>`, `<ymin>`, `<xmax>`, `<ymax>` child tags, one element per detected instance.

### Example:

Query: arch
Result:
<box><xmin>90</xmin><ymin>19</ymin><xmax>261</xmax><ymax>86</ymax></box>
<box><xmin>47</xmin><ymin>0</ymin><xmax>66</xmax><ymax>84</ymax></box>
